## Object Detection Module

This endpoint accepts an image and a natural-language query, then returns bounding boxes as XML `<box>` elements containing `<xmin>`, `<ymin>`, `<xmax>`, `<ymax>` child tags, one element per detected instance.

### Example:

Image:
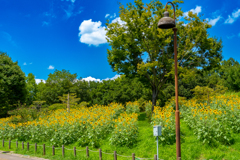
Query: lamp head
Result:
<box><xmin>158</xmin><ymin>11</ymin><xmax>175</xmax><ymax>29</ymax></box>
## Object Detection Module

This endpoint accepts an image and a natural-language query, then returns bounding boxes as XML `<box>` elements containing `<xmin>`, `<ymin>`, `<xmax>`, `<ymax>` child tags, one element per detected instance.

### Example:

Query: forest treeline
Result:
<box><xmin>1</xmin><ymin>52</ymin><xmax>240</xmax><ymax>117</ymax></box>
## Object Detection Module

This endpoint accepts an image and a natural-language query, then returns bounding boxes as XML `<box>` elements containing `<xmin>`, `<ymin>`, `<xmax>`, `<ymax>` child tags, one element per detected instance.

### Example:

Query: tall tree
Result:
<box><xmin>0</xmin><ymin>52</ymin><xmax>27</xmax><ymax>117</ymax></box>
<box><xmin>43</xmin><ymin>69</ymin><xmax>78</xmax><ymax>105</ymax></box>
<box><xmin>220</xmin><ymin>58</ymin><xmax>240</xmax><ymax>91</ymax></box>
<box><xmin>105</xmin><ymin>0</ymin><xmax>222</xmax><ymax>110</ymax></box>
<box><xmin>26</xmin><ymin>73</ymin><xmax>37</xmax><ymax>105</ymax></box>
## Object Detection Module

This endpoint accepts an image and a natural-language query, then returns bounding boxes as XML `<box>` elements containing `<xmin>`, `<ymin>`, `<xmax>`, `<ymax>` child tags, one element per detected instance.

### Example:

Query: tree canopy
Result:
<box><xmin>105</xmin><ymin>0</ymin><xmax>222</xmax><ymax>109</ymax></box>
<box><xmin>0</xmin><ymin>52</ymin><xmax>27</xmax><ymax>117</ymax></box>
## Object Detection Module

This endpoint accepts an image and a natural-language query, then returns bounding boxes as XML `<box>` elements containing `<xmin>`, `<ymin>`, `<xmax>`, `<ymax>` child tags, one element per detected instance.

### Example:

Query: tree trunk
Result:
<box><xmin>67</xmin><ymin>92</ymin><xmax>70</xmax><ymax>113</ymax></box>
<box><xmin>152</xmin><ymin>86</ymin><xmax>158</xmax><ymax>112</ymax></box>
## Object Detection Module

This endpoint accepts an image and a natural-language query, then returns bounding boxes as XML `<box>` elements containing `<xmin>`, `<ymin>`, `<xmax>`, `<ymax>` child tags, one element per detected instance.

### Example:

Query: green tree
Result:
<box><xmin>0</xmin><ymin>52</ymin><xmax>27</xmax><ymax>117</ymax></box>
<box><xmin>58</xmin><ymin>93</ymin><xmax>80</xmax><ymax>112</ymax></box>
<box><xmin>36</xmin><ymin>80</ymin><xmax>46</xmax><ymax>101</ymax></box>
<box><xmin>105</xmin><ymin>0</ymin><xmax>222</xmax><ymax>111</ymax></box>
<box><xmin>220</xmin><ymin>58</ymin><xmax>240</xmax><ymax>91</ymax></box>
<box><xmin>191</xmin><ymin>85</ymin><xmax>227</xmax><ymax>104</ymax></box>
<box><xmin>26</xmin><ymin>73</ymin><xmax>37</xmax><ymax>105</ymax></box>
<box><xmin>43</xmin><ymin>69</ymin><xmax>78</xmax><ymax>105</ymax></box>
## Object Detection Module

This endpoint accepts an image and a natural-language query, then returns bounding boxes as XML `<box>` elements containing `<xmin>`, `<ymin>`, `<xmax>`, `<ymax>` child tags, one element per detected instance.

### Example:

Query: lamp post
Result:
<box><xmin>157</xmin><ymin>2</ymin><xmax>181</xmax><ymax>160</ymax></box>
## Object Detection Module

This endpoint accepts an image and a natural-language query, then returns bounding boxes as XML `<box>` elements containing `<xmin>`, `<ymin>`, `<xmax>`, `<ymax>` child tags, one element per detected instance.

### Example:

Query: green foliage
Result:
<box><xmin>7</xmin><ymin>103</ymin><xmax>40</xmax><ymax>123</ymax></box>
<box><xmin>58</xmin><ymin>93</ymin><xmax>80</xmax><ymax>112</ymax></box>
<box><xmin>145</xmin><ymin>101</ymin><xmax>152</xmax><ymax>121</ymax></box>
<box><xmin>151</xmin><ymin>105</ymin><xmax>176</xmax><ymax>145</ymax></box>
<box><xmin>0</xmin><ymin>52</ymin><xmax>27</xmax><ymax>117</ymax></box>
<box><xmin>137</xmin><ymin>97</ymin><xmax>147</xmax><ymax>111</ymax></box>
<box><xmin>32</xmin><ymin>101</ymin><xmax>46</xmax><ymax>111</ymax></box>
<box><xmin>220</xmin><ymin>58</ymin><xmax>240</xmax><ymax>91</ymax></box>
<box><xmin>180</xmin><ymin>95</ymin><xmax>239</xmax><ymax>145</ymax></box>
<box><xmin>110</xmin><ymin>112</ymin><xmax>138</xmax><ymax>147</ymax></box>
<box><xmin>35</xmin><ymin>80</ymin><xmax>46</xmax><ymax>101</ymax></box>
<box><xmin>125</xmin><ymin>101</ymin><xmax>140</xmax><ymax>114</ymax></box>
<box><xmin>191</xmin><ymin>85</ymin><xmax>227</xmax><ymax>104</ymax></box>
<box><xmin>48</xmin><ymin>103</ymin><xmax>66</xmax><ymax>111</ymax></box>
<box><xmin>106</xmin><ymin>0</ymin><xmax>222</xmax><ymax>109</ymax></box>
<box><xmin>26</xmin><ymin>73</ymin><xmax>37</xmax><ymax>105</ymax></box>
<box><xmin>78</xmin><ymin>101</ymin><xmax>89</xmax><ymax>107</ymax></box>
<box><xmin>42</xmin><ymin>69</ymin><xmax>78</xmax><ymax>105</ymax></box>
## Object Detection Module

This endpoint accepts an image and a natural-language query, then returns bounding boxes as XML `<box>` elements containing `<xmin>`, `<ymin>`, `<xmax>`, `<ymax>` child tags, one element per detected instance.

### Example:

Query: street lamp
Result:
<box><xmin>158</xmin><ymin>2</ymin><xmax>181</xmax><ymax>160</ymax></box>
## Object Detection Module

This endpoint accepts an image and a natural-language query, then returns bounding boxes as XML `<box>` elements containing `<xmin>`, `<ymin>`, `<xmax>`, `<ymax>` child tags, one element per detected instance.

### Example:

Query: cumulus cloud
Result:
<box><xmin>78</xmin><ymin>19</ymin><xmax>107</xmax><ymax>46</ymax></box>
<box><xmin>206</xmin><ymin>16</ymin><xmax>222</xmax><ymax>26</ymax></box>
<box><xmin>81</xmin><ymin>75</ymin><xmax>121</xmax><ymax>82</ymax></box>
<box><xmin>183</xmin><ymin>6</ymin><xmax>202</xmax><ymax>17</ymax></box>
<box><xmin>23</xmin><ymin>62</ymin><xmax>27</xmax><ymax>65</ymax></box>
<box><xmin>81</xmin><ymin>76</ymin><xmax>101</xmax><ymax>82</ymax></box>
<box><xmin>105</xmin><ymin>14</ymin><xmax>110</xmax><ymax>18</ymax></box>
<box><xmin>48</xmin><ymin>65</ymin><xmax>54</xmax><ymax>70</ymax></box>
<box><xmin>225</xmin><ymin>9</ymin><xmax>240</xmax><ymax>24</ymax></box>
<box><xmin>35</xmin><ymin>79</ymin><xmax>46</xmax><ymax>84</ymax></box>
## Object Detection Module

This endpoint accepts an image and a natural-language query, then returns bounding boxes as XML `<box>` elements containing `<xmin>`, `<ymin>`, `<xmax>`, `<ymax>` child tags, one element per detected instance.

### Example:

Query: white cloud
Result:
<box><xmin>111</xmin><ymin>17</ymin><xmax>126</xmax><ymax>25</ymax></box>
<box><xmin>81</xmin><ymin>76</ymin><xmax>101</xmax><ymax>82</ymax></box>
<box><xmin>35</xmin><ymin>79</ymin><xmax>46</xmax><ymax>84</ymax></box>
<box><xmin>42</xmin><ymin>21</ymin><xmax>50</xmax><ymax>26</ymax></box>
<box><xmin>206</xmin><ymin>16</ymin><xmax>222</xmax><ymax>26</ymax></box>
<box><xmin>227</xmin><ymin>35</ymin><xmax>235</xmax><ymax>39</ymax></box>
<box><xmin>183</xmin><ymin>6</ymin><xmax>202</xmax><ymax>17</ymax></box>
<box><xmin>110</xmin><ymin>13</ymin><xmax>116</xmax><ymax>18</ymax></box>
<box><xmin>81</xmin><ymin>75</ymin><xmax>121</xmax><ymax>82</ymax></box>
<box><xmin>23</xmin><ymin>62</ymin><xmax>27</xmax><ymax>65</ymax></box>
<box><xmin>225</xmin><ymin>9</ymin><xmax>240</xmax><ymax>24</ymax></box>
<box><xmin>103</xmin><ymin>74</ymin><xmax>121</xmax><ymax>81</ymax></box>
<box><xmin>233</xmin><ymin>9</ymin><xmax>240</xmax><ymax>18</ymax></box>
<box><xmin>48</xmin><ymin>65</ymin><xmax>54</xmax><ymax>70</ymax></box>
<box><xmin>78</xmin><ymin>19</ymin><xmax>107</xmax><ymax>46</ymax></box>
<box><xmin>238</xmin><ymin>32</ymin><xmax>240</xmax><ymax>37</ymax></box>
<box><xmin>105</xmin><ymin>14</ymin><xmax>110</xmax><ymax>18</ymax></box>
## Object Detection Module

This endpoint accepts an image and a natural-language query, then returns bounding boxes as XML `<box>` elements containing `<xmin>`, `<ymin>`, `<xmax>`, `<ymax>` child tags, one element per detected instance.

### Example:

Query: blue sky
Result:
<box><xmin>0</xmin><ymin>0</ymin><xmax>240</xmax><ymax>83</ymax></box>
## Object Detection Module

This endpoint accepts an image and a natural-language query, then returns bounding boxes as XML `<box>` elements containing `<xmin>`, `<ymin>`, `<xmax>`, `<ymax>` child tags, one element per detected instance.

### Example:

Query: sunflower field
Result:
<box><xmin>180</xmin><ymin>95</ymin><xmax>240</xmax><ymax>145</ymax></box>
<box><xmin>0</xmin><ymin>102</ymin><xmax>139</xmax><ymax>147</ymax></box>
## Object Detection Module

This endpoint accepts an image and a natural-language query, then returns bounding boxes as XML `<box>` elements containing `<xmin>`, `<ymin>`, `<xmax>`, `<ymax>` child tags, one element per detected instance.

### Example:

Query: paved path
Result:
<box><xmin>0</xmin><ymin>151</ymin><xmax>48</xmax><ymax>160</ymax></box>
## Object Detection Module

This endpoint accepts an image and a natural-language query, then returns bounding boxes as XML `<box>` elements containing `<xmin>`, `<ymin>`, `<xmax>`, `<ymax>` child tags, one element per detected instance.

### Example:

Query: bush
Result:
<box><xmin>8</xmin><ymin>103</ymin><xmax>40</xmax><ymax>123</ymax></box>
<box><xmin>48</xmin><ymin>103</ymin><xmax>66</xmax><ymax>111</ymax></box>
<box><xmin>125</xmin><ymin>101</ymin><xmax>140</xmax><ymax>114</ymax></box>
<box><xmin>145</xmin><ymin>101</ymin><xmax>152</xmax><ymax>121</ymax></box>
<box><xmin>137</xmin><ymin>98</ymin><xmax>146</xmax><ymax>111</ymax></box>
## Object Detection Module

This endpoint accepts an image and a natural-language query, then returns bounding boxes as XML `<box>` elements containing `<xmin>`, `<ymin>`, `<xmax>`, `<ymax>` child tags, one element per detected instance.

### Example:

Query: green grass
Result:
<box><xmin>1</xmin><ymin>112</ymin><xmax>240</xmax><ymax>160</ymax></box>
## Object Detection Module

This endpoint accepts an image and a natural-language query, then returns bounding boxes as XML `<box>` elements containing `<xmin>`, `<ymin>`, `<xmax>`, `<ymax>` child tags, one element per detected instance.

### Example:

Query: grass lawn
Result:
<box><xmin>0</xmin><ymin>112</ymin><xmax>240</xmax><ymax>160</ymax></box>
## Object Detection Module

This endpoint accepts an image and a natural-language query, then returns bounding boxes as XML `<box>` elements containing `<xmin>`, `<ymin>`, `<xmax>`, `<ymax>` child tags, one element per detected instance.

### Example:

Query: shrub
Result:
<box><xmin>125</xmin><ymin>101</ymin><xmax>140</xmax><ymax>114</ymax></box>
<box><xmin>48</xmin><ymin>103</ymin><xmax>66</xmax><ymax>111</ymax></box>
<box><xmin>145</xmin><ymin>101</ymin><xmax>152</xmax><ymax>121</ymax></box>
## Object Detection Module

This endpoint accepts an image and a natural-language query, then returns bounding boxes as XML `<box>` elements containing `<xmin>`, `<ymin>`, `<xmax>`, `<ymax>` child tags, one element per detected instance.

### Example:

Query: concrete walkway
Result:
<box><xmin>0</xmin><ymin>151</ymin><xmax>49</xmax><ymax>160</ymax></box>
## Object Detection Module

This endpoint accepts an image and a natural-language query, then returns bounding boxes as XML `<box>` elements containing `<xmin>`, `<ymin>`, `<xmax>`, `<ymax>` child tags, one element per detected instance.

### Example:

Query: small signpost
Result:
<box><xmin>153</xmin><ymin>126</ymin><xmax>162</xmax><ymax>160</ymax></box>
